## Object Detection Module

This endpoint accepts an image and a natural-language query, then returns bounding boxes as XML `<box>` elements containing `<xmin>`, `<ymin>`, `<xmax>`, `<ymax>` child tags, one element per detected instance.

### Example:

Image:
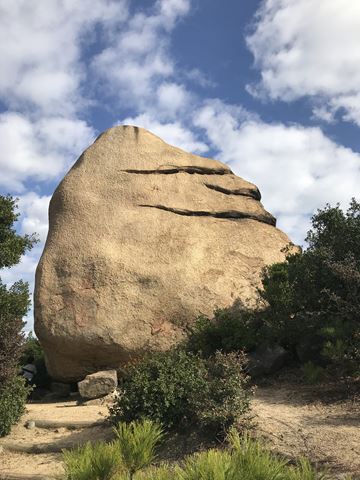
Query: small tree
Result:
<box><xmin>0</xmin><ymin>194</ymin><xmax>38</xmax><ymax>436</ymax></box>
<box><xmin>261</xmin><ymin>199</ymin><xmax>360</xmax><ymax>374</ymax></box>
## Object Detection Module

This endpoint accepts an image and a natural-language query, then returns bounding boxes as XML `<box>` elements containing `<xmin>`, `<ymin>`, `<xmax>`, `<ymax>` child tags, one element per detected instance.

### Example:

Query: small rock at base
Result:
<box><xmin>78</xmin><ymin>370</ymin><xmax>118</xmax><ymax>400</ymax></box>
<box><xmin>248</xmin><ymin>345</ymin><xmax>289</xmax><ymax>378</ymax></box>
<box><xmin>25</xmin><ymin>420</ymin><xmax>36</xmax><ymax>430</ymax></box>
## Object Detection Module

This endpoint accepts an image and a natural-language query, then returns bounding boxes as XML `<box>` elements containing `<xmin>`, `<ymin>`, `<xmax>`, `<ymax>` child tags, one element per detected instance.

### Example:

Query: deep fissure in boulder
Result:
<box><xmin>121</xmin><ymin>165</ymin><xmax>231</xmax><ymax>175</ymax></box>
<box><xmin>138</xmin><ymin>204</ymin><xmax>276</xmax><ymax>226</ymax></box>
<box><xmin>204</xmin><ymin>183</ymin><xmax>261</xmax><ymax>200</ymax></box>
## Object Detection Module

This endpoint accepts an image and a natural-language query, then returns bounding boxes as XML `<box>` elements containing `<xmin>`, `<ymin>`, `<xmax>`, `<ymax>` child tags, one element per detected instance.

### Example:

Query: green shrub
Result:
<box><xmin>114</xmin><ymin>420</ymin><xmax>164</xmax><ymax>479</ymax></box>
<box><xmin>186</xmin><ymin>301</ymin><xmax>261</xmax><ymax>357</ymax></box>
<box><xmin>194</xmin><ymin>351</ymin><xmax>252</xmax><ymax>433</ymax></box>
<box><xmin>0</xmin><ymin>195</ymin><xmax>38</xmax><ymax>436</ymax></box>
<box><xmin>287</xmin><ymin>458</ymin><xmax>327</xmax><ymax>480</ymax></box>
<box><xmin>301</xmin><ymin>362</ymin><xmax>325</xmax><ymax>385</ymax></box>
<box><xmin>109</xmin><ymin>350</ymin><xmax>251</xmax><ymax>435</ymax></box>
<box><xmin>0</xmin><ymin>375</ymin><xmax>30</xmax><ymax>437</ymax></box>
<box><xmin>110</xmin><ymin>350</ymin><xmax>207</xmax><ymax>429</ymax></box>
<box><xmin>21</xmin><ymin>332</ymin><xmax>51</xmax><ymax>389</ymax></box>
<box><xmin>63</xmin><ymin>440</ymin><xmax>122</xmax><ymax>480</ymax></box>
<box><xmin>62</xmin><ymin>427</ymin><xmax>337</xmax><ymax>480</ymax></box>
<box><xmin>228</xmin><ymin>430</ymin><xmax>288</xmax><ymax>480</ymax></box>
<box><xmin>135</xmin><ymin>464</ymin><xmax>173</xmax><ymax>480</ymax></box>
<box><xmin>260</xmin><ymin>199</ymin><xmax>360</xmax><ymax>375</ymax></box>
<box><xmin>21</xmin><ymin>332</ymin><xmax>44</xmax><ymax>364</ymax></box>
<box><xmin>177</xmin><ymin>449</ymin><xmax>232</xmax><ymax>480</ymax></box>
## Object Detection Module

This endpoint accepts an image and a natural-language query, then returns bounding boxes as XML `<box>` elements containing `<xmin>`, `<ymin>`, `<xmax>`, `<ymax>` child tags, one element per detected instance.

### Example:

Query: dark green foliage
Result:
<box><xmin>261</xmin><ymin>199</ymin><xmax>360</xmax><ymax>374</ymax></box>
<box><xmin>0</xmin><ymin>376</ymin><xmax>30</xmax><ymax>437</ymax></box>
<box><xmin>0</xmin><ymin>278</ymin><xmax>31</xmax><ymax>318</ymax></box>
<box><xmin>194</xmin><ymin>352</ymin><xmax>252</xmax><ymax>432</ymax></box>
<box><xmin>63</xmin><ymin>441</ymin><xmax>122</xmax><ymax>480</ymax></box>
<box><xmin>63</xmin><ymin>420</ymin><xmax>164</xmax><ymax>480</ymax></box>
<box><xmin>110</xmin><ymin>350</ymin><xmax>207</xmax><ymax>429</ymax></box>
<box><xmin>301</xmin><ymin>362</ymin><xmax>325</xmax><ymax>385</ymax></box>
<box><xmin>0</xmin><ymin>194</ymin><xmax>38</xmax><ymax>436</ymax></box>
<box><xmin>186</xmin><ymin>301</ymin><xmax>260</xmax><ymax>357</ymax></box>
<box><xmin>109</xmin><ymin>350</ymin><xmax>251</xmax><ymax>434</ymax></box>
<box><xmin>21</xmin><ymin>333</ymin><xmax>51</xmax><ymax>388</ymax></box>
<box><xmin>113</xmin><ymin>420</ymin><xmax>164</xmax><ymax>479</ymax></box>
<box><xmin>63</xmin><ymin>426</ymin><xmax>330</xmax><ymax>480</ymax></box>
<box><xmin>0</xmin><ymin>194</ymin><xmax>37</xmax><ymax>269</ymax></box>
<box><xmin>0</xmin><ymin>310</ymin><xmax>25</xmax><ymax>383</ymax></box>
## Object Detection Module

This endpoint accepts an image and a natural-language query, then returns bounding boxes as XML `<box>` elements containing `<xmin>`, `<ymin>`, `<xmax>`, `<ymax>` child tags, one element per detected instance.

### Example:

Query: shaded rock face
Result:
<box><xmin>34</xmin><ymin>125</ymin><xmax>293</xmax><ymax>382</ymax></box>
<box><xmin>78</xmin><ymin>370</ymin><xmax>117</xmax><ymax>400</ymax></box>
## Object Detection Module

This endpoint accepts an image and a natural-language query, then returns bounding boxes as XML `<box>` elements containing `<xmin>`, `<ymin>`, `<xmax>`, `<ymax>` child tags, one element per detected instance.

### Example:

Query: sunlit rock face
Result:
<box><xmin>34</xmin><ymin>125</ymin><xmax>292</xmax><ymax>382</ymax></box>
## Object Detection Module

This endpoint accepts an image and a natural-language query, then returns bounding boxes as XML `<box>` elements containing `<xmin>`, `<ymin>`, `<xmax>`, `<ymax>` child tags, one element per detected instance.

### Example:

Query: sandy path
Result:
<box><xmin>0</xmin><ymin>384</ymin><xmax>359</xmax><ymax>479</ymax></box>
<box><xmin>0</xmin><ymin>400</ymin><xmax>110</xmax><ymax>479</ymax></box>
<box><xmin>252</xmin><ymin>383</ymin><xmax>360</xmax><ymax>478</ymax></box>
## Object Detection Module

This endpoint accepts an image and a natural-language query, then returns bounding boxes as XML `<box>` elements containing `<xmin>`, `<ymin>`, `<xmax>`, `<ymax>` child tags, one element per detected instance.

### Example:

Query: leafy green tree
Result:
<box><xmin>0</xmin><ymin>194</ymin><xmax>38</xmax><ymax>436</ymax></box>
<box><xmin>261</xmin><ymin>199</ymin><xmax>360</xmax><ymax>374</ymax></box>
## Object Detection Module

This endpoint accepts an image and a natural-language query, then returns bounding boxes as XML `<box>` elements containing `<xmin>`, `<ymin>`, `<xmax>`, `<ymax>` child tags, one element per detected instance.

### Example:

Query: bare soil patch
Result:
<box><xmin>252</xmin><ymin>378</ymin><xmax>360</xmax><ymax>478</ymax></box>
<box><xmin>0</xmin><ymin>380</ymin><xmax>359</xmax><ymax>479</ymax></box>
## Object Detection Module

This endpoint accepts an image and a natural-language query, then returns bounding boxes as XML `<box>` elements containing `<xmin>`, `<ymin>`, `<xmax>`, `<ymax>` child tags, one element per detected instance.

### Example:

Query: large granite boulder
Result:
<box><xmin>34</xmin><ymin>125</ymin><xmax>293</xmax><ymax>382</ymax></box>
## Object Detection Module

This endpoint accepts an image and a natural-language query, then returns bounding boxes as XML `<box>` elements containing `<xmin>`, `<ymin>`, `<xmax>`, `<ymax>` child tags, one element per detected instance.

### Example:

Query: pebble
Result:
<box><xmin>25</xmin><ymin>420</ymin><xmax>36</xmax><ymax>430</ymax></box>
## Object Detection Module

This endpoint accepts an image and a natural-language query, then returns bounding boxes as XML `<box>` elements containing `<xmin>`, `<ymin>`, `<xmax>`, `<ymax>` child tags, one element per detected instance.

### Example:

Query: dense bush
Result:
<box><xmin>0</xmin><ymin>194</ymin><xmax>37</xmax><ymax>436</ymax></box>
<box><xmin>261</xmin><ymin>199</ymin><xmax>360</xmax><ymax>374</ymax></box>
<box><xmin>186</xmin><ymin>300</ymin><xmax>260</xmax><ymax>357</ymax></box>
<box><xmin>109</xmin><ymin>349</ymin><xmax>251</xmax><ymax>434</ymax></box>
<box><xmin>0</xmin><ymin>375</ymin><xmax>30</xmax><ymax>437</ymax></box>
<box><xmin>185</xmin><ymin>199</ymin><xmax>360</xmax><ymax>377</ymax></box>
<box><xmin>21</xmin><ymin>332</ymin><xmax>51</xmax><ymax>388</ymax></box>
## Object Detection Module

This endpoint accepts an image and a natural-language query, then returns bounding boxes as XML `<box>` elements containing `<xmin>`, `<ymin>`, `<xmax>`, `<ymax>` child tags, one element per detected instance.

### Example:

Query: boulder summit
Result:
<box><xmin>35</xmin><ymin>125</ymin><xmax>292</xmax><ymax>382</ymax></box>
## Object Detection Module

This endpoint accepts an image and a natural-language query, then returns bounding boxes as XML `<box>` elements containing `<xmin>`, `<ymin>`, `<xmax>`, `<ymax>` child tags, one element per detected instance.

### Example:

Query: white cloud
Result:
<box><xmin>156</xmin><ymin>82</ymin><xmax>191</xmax><ymax>115</ymax></box>
<box><xmin>0</xmin><ymin>112</ymin><xmax>95</xmax><ymax>192</ymax></box>
<box><xmin>0</xmin><ymin>0</ymin><xmax>128</xmax><ymax>115</ymax></box>
<box><xmin>121</xmin><ymin>113</ymin><xmax>208</xmax><ymax>154</ymax></box>
<box><xmin>92</xmin><ymin>0</ymin><xmax>190</xmax><ymax>115</ymax></box>
<box><xmin>247</xmin><ymin>0</ymin><xmax>360</xmax><ymax>126</ymax></box>
<box><xmin>18</xmin><ymin>193</ymin><xmax>51</xmax><ymax>243</ymax></box>
<box><xmin>184</xmin><ymin>68</ymin><xmax>216</xmax><ymax>88</ymax></box>
<box><xmin>194</xmin><ymin>100</ymin><xmax>360</xmax><ymax>244</ymax></box>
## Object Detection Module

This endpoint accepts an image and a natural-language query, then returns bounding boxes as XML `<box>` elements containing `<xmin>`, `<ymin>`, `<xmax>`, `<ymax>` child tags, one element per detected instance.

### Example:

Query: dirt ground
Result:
<box><xmin>252</xmin><ymin>379</ymin><xmax>360</xmax><ymax>478</ymax></box>
<box><xmin>0</xmin><ymin>379</ymin><xmax>359</xmax><ymax>479</ymax></box>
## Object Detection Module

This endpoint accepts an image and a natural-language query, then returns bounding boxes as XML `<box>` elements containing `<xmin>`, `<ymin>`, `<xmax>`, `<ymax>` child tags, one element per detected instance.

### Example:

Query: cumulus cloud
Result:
<box><xmin>247</xmin><ymin>0</ymin><xmax>360</xmax><ymax>126</ymax></box>
<box><xmin>17</xmin><ymin>193</ymin><xmax>51</xmax><ymax>243</ymax></box>
<box><xmin>0</xmin><ymin>112</ymin><xmax>95</xmax><ymax>192</ymax></box>
<box><xmin>121</xmin><ymin>113</ymin><xmax>208</xmax><ymax>154</ymax></box>
<box><xmin>92</xmin><ymin>0</ymin><xmax>191</xmax><ymax>116</ymax></box>
<box><xmin>156</xmin><ymin>82</ymin><xmax>191</xmax><ymax>116</ymax></box>
<box><xmin>0</xmin><ymin>0</ymin><xmax>128</xmax><ymax>115</ymax></box>
<box><xmin>194</xmin><ymin>100</ymin><xmax>360</xmax><ymax>244</ymax></box>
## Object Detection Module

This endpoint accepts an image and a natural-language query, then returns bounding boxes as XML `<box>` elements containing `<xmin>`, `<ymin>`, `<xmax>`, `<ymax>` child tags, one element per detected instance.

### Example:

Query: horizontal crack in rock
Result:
<box><xmin>121</xmin><ymin>165</ymin><xmax>231</xmax><ymax>175</ymax></box>
<box><xmin>204</xmin><ymin>183</ymin><xmax>261</xmax><ymax>200</ymax></box>
<box><xmin>139</xmin><ymin>204</ymin><xmax>276</xmax><ymax>226</ymax></box>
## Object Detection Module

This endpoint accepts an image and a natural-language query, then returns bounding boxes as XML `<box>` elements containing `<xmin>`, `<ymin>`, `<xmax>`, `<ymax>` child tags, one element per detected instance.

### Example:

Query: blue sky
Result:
<box><xmin>1</xmin><ymin>0</ymin><xmax>360</xmax><ymax>331</ymax></box>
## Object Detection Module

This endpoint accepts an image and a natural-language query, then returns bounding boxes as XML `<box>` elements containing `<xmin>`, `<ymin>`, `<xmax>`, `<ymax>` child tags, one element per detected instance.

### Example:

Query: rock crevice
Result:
<box><xmin>138</xmin><ymin>204</ymin><xmax>276</xmax><ymax>226</ymax></box>
<box><xmin>121</xmin><ymin>165</ymin><xmax>231</xmax><ymax>175</ymax></box>
<box><xmin>204</xmin><ymin>183</ymin><xmax>261</xmax><ymax>200</ymax></box>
